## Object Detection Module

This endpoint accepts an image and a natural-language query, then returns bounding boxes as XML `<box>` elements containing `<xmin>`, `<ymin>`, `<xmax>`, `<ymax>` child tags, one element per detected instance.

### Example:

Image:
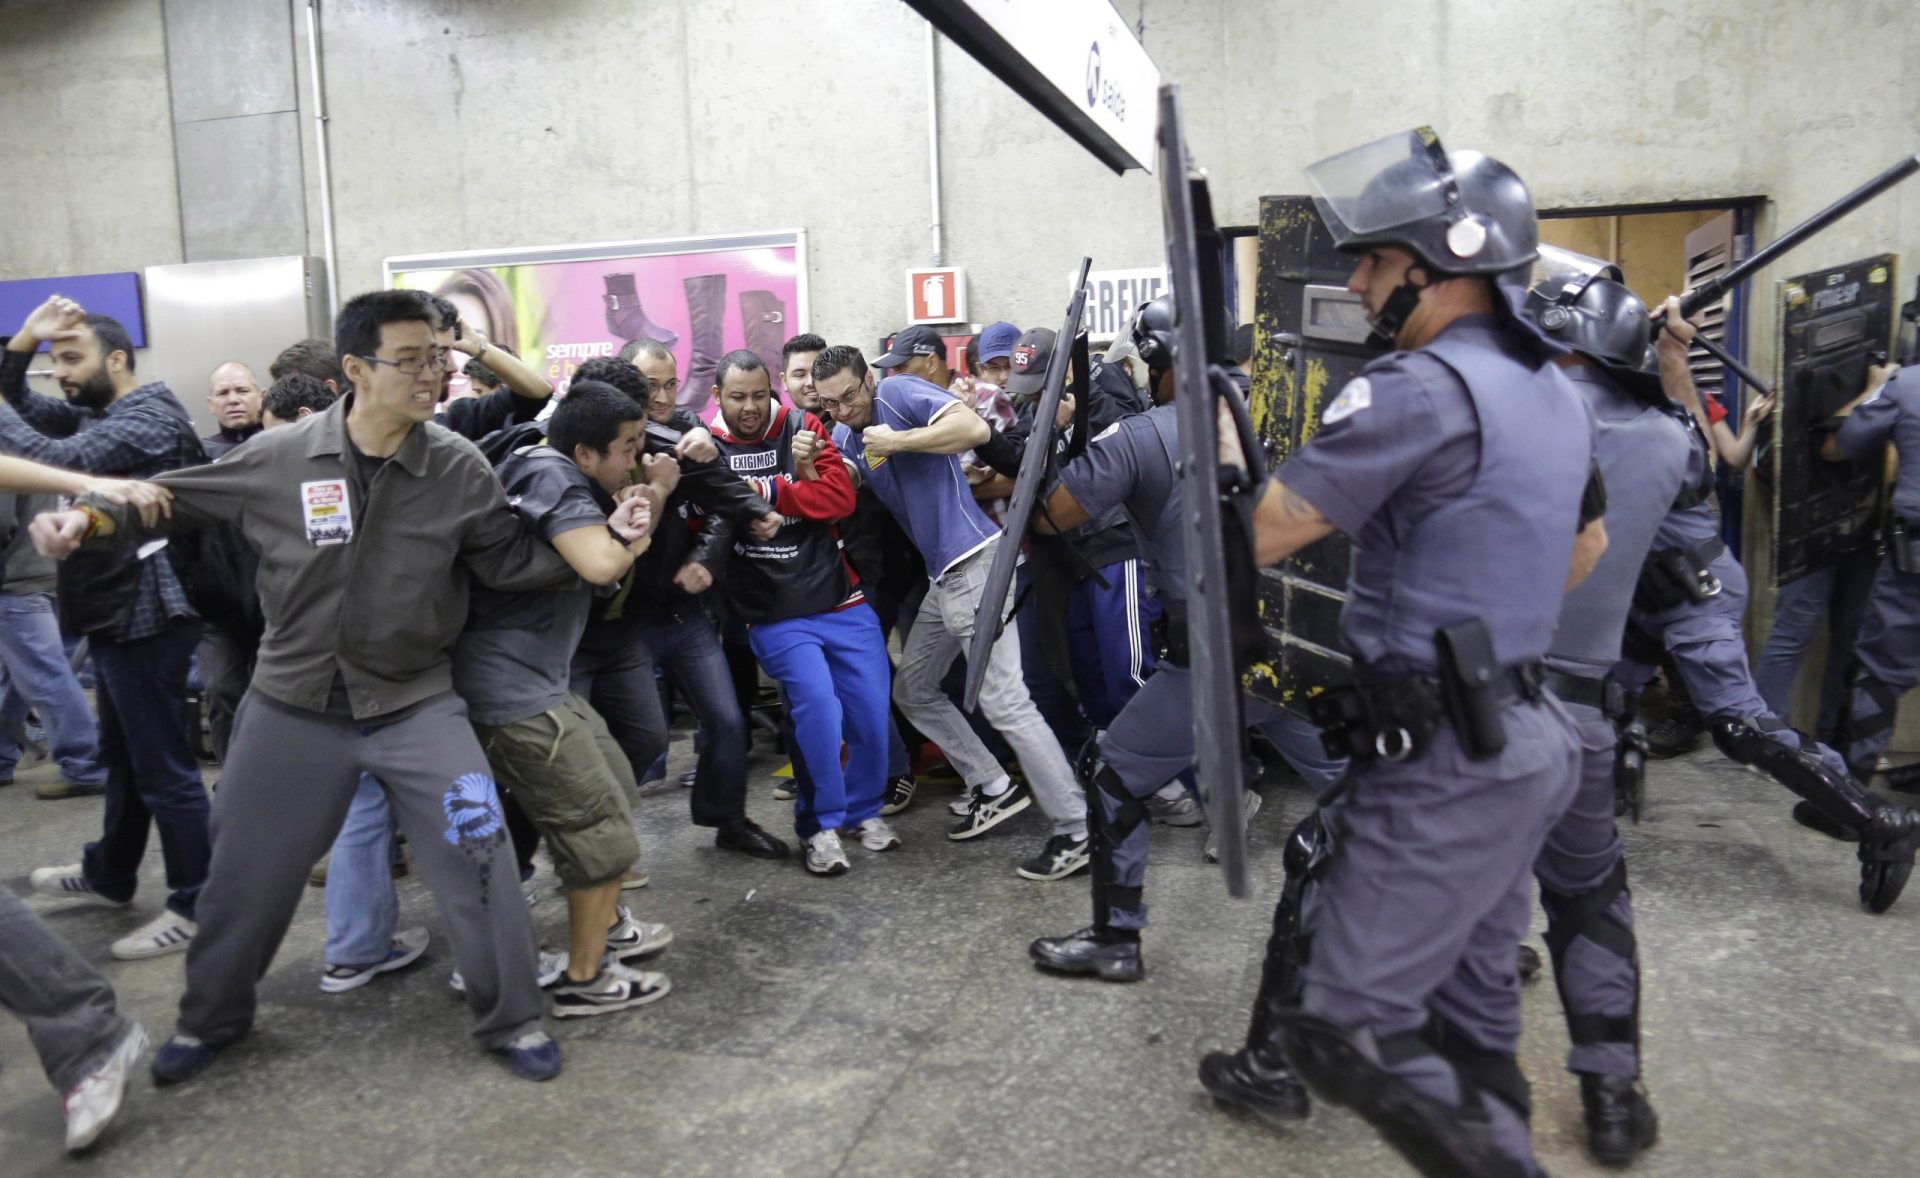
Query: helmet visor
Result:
<box><xmin>1305</xmin><ymin>128</ymin><xmax>1455</xmax><ymax>243</ymax></box>
<box><xmin>1531</xmin><ymin>244</ymin><xmax>1621</xmax><ymax>300</ymax></box>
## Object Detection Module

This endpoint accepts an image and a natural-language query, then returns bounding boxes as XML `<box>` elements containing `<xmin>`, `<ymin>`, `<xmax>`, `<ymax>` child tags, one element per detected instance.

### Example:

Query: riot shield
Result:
<box><xmin>1769</xmin><ymin>254</ymin><xmax>1898</xmax><ymax>586</ymax></box>
<box><xmin>961</xmin><ymin>257</ymin><xmax>1091</xmax><ymax>712</ymax></box>
<box><xmin>1159</xmin><ymin>84</ymin><xmax>1272</xmax><ymax>896</ymax></box>
<box><xmin>1244</xmin><ymin>195</ymin><xmax>1386</xmax><ymax>709</ymax></box>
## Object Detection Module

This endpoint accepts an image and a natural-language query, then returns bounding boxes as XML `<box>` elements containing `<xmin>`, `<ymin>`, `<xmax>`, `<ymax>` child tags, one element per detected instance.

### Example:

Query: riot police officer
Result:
<box><xmin>1197</xmin><ymin>129</ymin><xmax>1602</xmax><ymax>1177</ymax></box>
<box><xmin>1834</xmin><ymin>364</ymin><xmax>1920</xmax><ymax>822</ymax></box>
<box><xmin>1523</xmin><ymin>251</ymin><xmax>1691</xmax><ymax>1165</ymax></box>
<box><xmin>1023</xmin><ymin>295</ymin><xmax>1345</xmax><ymax>982</ymax></box>
<box><xmin>1618</xmin><ymin>304</ymin><xmax>1919</xmax><ymax>912</ymax></box>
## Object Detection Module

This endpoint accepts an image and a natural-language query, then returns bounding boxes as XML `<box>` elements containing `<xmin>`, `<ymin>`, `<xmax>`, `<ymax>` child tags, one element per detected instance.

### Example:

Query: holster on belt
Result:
<box><xmin>1435</xmin><ymin>618</ymin><xmax>1510</xmax><ymax>760</ymax></box>
<box><xmin>1151</xmin><ymin>608</ymin><xmax>1191</xmax><ymax>668</ymax></box>
<box><xmin>1890</xmin><ymin>516</ymin><xmax>1920</xmax><ymax>574</ymax></box>
<box><xmin>1633</xmin><ymin>540</ymin><xmax>1723</xmax><ymax>612</ymax></box>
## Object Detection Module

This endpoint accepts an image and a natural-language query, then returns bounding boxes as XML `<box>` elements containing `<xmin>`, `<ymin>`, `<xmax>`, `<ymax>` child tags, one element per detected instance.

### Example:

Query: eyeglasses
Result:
<box><xmin>358</xmin><ymin>349</ymin><xmax>451</xmax><ymax>376</ymax></box>
<box><xmin>816</xmin><ymin>383</ymin><xmax>870</xmax><ymax>413</ymax></box>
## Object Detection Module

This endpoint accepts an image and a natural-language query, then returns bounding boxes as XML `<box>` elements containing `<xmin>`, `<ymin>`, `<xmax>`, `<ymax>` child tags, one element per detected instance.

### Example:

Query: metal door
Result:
<box><xmin>1244</xmin><ymin>195</ymin><xmax>1385</xmax><ymax>709</ymax></box>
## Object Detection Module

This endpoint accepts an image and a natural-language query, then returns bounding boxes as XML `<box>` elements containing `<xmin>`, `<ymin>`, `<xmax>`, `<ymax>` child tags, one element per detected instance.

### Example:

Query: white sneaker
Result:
<box><xmin>804</xmin><ymin>829</ymin><xmax>850</xmax><ymax>876</ymax></box>
<box><xmin>63</xmin><ymin>1023</ymin><xmax>149</xmax><ymax>1153</ymax></box>
<box><xmin>29</xmin><ymin>865</ymin><xmax>126</xmax><ymax>908</ymax></box>
<box><xmin>605</xmin><ymin>906</ymin><xmax>674</xmax><ymax>961</ymax></box>
<box><xmin>450</xmin><ymin>949</ymin><xmax>568</xmax><ymax>995</ymax></box>
<box><xmin>110</xmin><ymin>910</ymin><xmax>196</xmax><ymax>961</ymax></box>
<box><xmin>852</xmin><ymin>817</ymin><xmax>902</xmax><ymax>852</ymax></box>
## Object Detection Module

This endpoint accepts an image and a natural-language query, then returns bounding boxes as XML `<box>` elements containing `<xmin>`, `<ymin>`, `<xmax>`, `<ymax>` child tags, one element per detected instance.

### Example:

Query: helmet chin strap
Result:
<box><xmin>1365</xmin><ymin>267</ymin><xmax>1433</xmax><ymax>350</ymax></box>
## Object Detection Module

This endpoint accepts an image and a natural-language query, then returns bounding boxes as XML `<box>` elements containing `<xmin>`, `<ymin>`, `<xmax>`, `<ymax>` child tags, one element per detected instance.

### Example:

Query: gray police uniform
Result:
<box><xmin>1837</xmin><ymin>370</ymin><xmax>1920</xmax><ymax>772</ymax></box>
<box><xmin>1057</xmin><ymin>405</ymin><xmax>1345</xmax><ymax>933</ymax></box>
<box><xmin>1614</xmin><ymin>402</ymin><xmax>1887</xmax><ymax>830</ymax></box>
<box><xmin>1279</xmin><ymin>314</ymin><xmax>1591</xmax><ymax>1172</ymax></box>
<box><xmin>1535</xmin><ymin>365</ymin><xmax>1689</xmax><ymax>1081</ymax></box>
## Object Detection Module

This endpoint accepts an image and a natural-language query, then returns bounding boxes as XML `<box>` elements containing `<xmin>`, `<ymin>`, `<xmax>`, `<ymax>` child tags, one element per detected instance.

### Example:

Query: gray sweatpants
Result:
<box><xmin>0</xmin><ymin>886</ymin><xmax>135</xmax><ymax>1092</ymax></box>
<box><xmin>894</xmin><ymin>539</ymin><xmax>1086</xmax><ymax>839</ymax></box>
<box><xmin>177</xmin><ymin>692</ymin><xmax>544</xmax><ymax>1051</ymax></box>
<box><xmin>1300</xmin><ymin>697</ymin><xmax>1580</xmax><ymax>1173</ymax></box>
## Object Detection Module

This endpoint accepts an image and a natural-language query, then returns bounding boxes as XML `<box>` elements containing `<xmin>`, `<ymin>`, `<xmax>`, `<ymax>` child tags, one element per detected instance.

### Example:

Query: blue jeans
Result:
<box><xmin>82</xmin><ymin>623</ymin><xmax>209</xmax><ymax>919</ymax></box>
<box><xmin>0</xmin><ymin>592</ymin><xmax>105</xmax><ymax>784</ymax></box>
<box><xmin>323</xmin><ymin>773</ymin><xmax>397</xmax><ymax>968</ymax></box>
<box><xmin>752</xmin><ymin>605</ymin><xmax>893</xmax><ymax>838</ymax></box>
<box><xmin>1754</xmin><ymin>548</ymin><xmax>1876</xmax><ymax>740</ymax></box>
<box><xmin>641</xmin><ymin>614</ymin><xmax>749</xmax><ymax>828</ymax></box>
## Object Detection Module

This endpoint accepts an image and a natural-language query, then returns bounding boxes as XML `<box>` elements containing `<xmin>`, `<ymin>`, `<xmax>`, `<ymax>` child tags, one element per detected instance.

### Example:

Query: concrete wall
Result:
<box><xmin>2</xmin><ymin>0</ymin><xmax>1915</xmax><ymax>365</ymax></box>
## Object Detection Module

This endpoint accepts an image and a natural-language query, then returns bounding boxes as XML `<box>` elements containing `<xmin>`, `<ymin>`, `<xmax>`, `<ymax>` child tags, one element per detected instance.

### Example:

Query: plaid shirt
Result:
<box><xmin>0</xmin><ymin>352</ymin><xmax>206</xmax><ymax>640</ymax></box>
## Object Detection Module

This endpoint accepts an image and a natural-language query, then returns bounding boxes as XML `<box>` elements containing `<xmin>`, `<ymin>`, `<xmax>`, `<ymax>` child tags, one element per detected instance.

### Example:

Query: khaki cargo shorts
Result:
<box><xmin>475</xmin><ymin>694</ymin><xmax>640</xmax><ymax>890</ymax></box>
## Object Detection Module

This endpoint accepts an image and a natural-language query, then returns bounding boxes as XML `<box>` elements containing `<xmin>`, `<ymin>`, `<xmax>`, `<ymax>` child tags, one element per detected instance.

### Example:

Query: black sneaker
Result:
<box><xmin>879</xmin><ymin>774</ymin><xmax>917</xmax><ymax>816</ymax></box>
<box><xmin>1197</xmin><ymin>1049</ymin><xmax>1312</xmax><ymax>1123</ymax></box>
<box><xmin>947</xmin><ymin>779</ymin><xmax>1032</xmax><ymax>841</ymax></box>
<box><xmin>549</xmin><ymin>962</ymin><xmax>671</xmax><ymax>1019</ymax></box>
<box><xmin>1016</xmin><ymin>834</ymin><xmax>1090</xmax><ymax>881</ymax></box>
<box><xmin>1028</xmin><ymin>926</ymin><xmax>1143</xmax><ymax>982</ymax></box>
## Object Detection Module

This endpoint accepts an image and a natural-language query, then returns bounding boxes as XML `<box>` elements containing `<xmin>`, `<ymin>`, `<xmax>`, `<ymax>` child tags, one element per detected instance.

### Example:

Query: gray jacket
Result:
<box><xmin>83</xmin><ymin>394</ymin><xmax>578</xmax><ymax>719</ymax></box>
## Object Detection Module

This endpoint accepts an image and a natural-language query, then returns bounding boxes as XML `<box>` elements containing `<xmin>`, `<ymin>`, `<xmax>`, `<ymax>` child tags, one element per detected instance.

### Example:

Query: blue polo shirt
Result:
<box><xmin>834</xmin><ymin>374</ymin><xmax>1001</xmax><ymax>577</ymax></box>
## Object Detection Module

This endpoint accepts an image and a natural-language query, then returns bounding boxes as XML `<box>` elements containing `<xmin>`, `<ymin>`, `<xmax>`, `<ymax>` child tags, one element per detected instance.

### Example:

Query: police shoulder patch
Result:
<box><xmin>1092</xmin><ymin>421</ymin><xmax>1123</xmax><ymax>443</ymax></box>
<box><xmin>1322</xmin><ymin>377</ymin><xmax>1372</xmax><ymax>425</ymax></box>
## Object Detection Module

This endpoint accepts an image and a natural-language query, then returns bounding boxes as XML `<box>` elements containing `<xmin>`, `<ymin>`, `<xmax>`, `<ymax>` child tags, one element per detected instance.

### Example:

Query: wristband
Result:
<box><xmin>78</xmin><ymin>504</ymin><xmax>108</xmax><ymax>540</ymax></box>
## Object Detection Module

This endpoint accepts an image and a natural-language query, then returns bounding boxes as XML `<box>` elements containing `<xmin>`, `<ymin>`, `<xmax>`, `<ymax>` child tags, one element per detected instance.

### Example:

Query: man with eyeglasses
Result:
<box><xmin>618</xmin><ymin>337</ymin><xmax>686</xmax><ymax>426</ymax></box>
<box><xmin>32</xmin><ymin>289</ymin><xmax>590</xmax><ymax>1085</ymax></box>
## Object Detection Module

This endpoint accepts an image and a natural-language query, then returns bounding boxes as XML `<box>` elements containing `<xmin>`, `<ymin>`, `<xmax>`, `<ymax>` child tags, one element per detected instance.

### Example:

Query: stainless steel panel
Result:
<box><xmin>175</xmin><ymin>112</ymin><xmax>307</xmax><ymax>263</ymax></box>
<box><xmin>163</xmin><ymin>0</ymin><xmax>297</xmax><ymax>122</ymax></box>
<box><xmin>143</xmin><ymin>256</ymin><xmax>328</xmax><ymax>434</ymax></box>
<box><xmin>1302</xmin><ymin>283</ymin><xmax>1372</xmax><ymax>345</ymax></box>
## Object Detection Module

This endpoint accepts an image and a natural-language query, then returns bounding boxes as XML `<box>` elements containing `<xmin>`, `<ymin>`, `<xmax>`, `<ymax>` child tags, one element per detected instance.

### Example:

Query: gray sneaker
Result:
<box><xmin>805</xmin><ymin>829</ymin><xmax>851</xmax><ymax>875</ymax></box>
<box><xmin>852</xmin><ymin>817</ymin><xmax>902</xmax><ymax>852</ymax></box>
<box><xmin>1146</xmin><ymin>793</ymin><xmax>1205</xmax><ymax>826</ymax></box>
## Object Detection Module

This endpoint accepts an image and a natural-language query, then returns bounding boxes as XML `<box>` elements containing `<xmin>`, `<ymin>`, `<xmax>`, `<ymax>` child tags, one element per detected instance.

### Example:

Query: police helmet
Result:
<box><xmin>1526</xmin><ymin>245</ymin><xmax>1663</xmax><ymax>396</ymax></box>
<box><xmin>1132</xmin><ymin>294</ymin><xmax>1177</xmax><ymax>373</ymax></box>
<box><xmin>1306</xmin><ymin>128</ymin><xmax>1538</xmax><ymax>282</ymax></box>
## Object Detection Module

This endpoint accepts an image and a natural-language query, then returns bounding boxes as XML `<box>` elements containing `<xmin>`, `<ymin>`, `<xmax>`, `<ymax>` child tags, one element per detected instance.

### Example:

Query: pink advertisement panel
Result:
<box><xmin>388</xmin><ymin>232</ymin><xmax>806</xmax><ymax>418</ymax></box>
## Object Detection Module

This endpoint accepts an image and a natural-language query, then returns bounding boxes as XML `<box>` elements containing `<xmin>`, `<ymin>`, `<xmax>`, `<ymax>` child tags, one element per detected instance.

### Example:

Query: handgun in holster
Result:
<box><xmin>1435</xmin><ymin>618</ymin><xmax>1508</xmax><ymax>760</ymax></box>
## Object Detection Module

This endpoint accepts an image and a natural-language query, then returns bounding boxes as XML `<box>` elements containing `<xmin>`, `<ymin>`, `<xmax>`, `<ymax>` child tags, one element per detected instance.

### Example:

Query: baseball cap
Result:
<box><xmin>1005</xmin><ymin>327</ymin><xmax>1058</xmax><ymax>396</ymax></box>
<box><xmin>875</xmin><ymin>324</ymin><xmax>945</xmax><ymax>369</ymax></box>
<box><xmin>976</xmin><ymin>321</ymin><xmax>1021</xmax><ymax>362</ymax></box>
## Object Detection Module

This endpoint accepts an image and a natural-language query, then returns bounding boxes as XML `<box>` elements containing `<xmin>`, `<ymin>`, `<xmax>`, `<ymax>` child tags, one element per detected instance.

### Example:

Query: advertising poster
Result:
<box><xmin>386</xmin><ymin>231</ymin><xmax>807</xmax><ymax>417</ymax></box>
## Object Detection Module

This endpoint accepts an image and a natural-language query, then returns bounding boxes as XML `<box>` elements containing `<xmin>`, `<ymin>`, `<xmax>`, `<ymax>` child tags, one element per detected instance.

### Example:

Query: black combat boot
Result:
<box><xmin>1579</xmin><ymin>1072</ymin><xmax>1658</xmax><ymax>1165</ymax></box>
<box><xmin>1197</xmin><ymin>1046</ymin><xmax>1311</xmax><ymax>1124</ymax></box>
<box><xmin>1644</xmin><ymin>706</ymin><xmax>1702</xmax><ymax>759</ymax></box>
<box><xmin>1028</xmin><ymin>927</ymin><xmax>1143</xmax><ymax>982</ymax></box>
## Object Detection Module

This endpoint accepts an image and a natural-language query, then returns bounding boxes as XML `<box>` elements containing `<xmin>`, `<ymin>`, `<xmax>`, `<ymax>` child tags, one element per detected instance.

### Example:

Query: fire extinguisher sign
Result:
<box><xmin>905</xmin><ymin>267</ymin><xmax>967</xmax><ymax>325</ymax></box>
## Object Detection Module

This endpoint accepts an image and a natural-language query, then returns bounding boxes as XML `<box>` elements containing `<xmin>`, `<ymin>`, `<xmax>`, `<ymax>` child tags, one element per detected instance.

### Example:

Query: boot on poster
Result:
<box><xmin>604</xmin><ymin>273</ymin><xmax>678</xmax><ymax>346</ymax></box>
<box><xmin>682</xmin><ymin>274</ymin><xmax>728</xmax><ymax>414</ymax></box>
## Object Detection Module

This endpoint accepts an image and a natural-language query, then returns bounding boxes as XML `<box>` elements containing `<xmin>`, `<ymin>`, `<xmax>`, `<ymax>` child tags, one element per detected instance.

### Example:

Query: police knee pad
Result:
<box><xmin>1074</xmin><ymin>736</ymin><xmax>1104</xmax><ymax>789</ymax></box>
<box><xmin>1540</xmin><ymin>865</ymin><xmax>1640</xmax><ymax>1051</ymax></box>
<box><xmin>1277</xmin><ymin>1013</ymin><xmax>1534</xmax><ymax>1178</ymax></box>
